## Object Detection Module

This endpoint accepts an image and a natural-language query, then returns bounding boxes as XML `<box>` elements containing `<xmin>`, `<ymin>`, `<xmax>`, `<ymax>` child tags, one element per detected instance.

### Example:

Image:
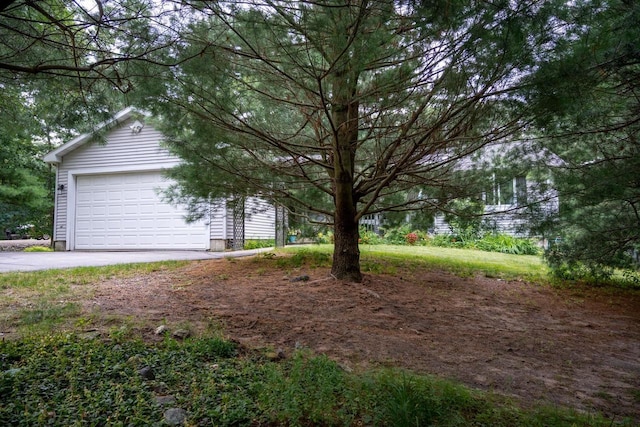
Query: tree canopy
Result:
<box><xmin>0</xmin><ymin>0</ymin><xmax>174</xmax><ymax>233</ymax></box>
<box><xmin>135</xmin><ymin>0</ymin><xmax>565</xmax><ymax>281</ymax></box>
<box><xmin>528</xmin><ymin>0</ymin><xmax>640</xmax><ymax>278</ymax></box>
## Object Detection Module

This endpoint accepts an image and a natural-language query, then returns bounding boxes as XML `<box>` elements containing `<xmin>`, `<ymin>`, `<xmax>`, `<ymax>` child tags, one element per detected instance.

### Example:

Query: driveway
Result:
<box><xmin>0</xmin><ymin>248</ymin><xmax>273</xmax><ymax>273</ymax></box>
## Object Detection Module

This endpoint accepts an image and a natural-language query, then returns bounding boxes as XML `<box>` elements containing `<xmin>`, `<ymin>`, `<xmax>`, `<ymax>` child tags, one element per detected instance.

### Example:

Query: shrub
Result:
<box><xmin>244</xmin><ymin>239</ymin><xmax>275</xmax><ymax>250</ymax></box>
<box><xmin>383</xmin><ymin>225</ymin><xmax>414</xmax><ymax>245</ymax></box>
<box><xmin>429</xmin><ymin>232</ymin><xmax>541</xmax><ymax>255</ymax></box>
<box><xmin>359</xmin><ymin>227</ymin><xmax>384</xmax><ymax>245</ymax></box>
<box><xmin>405</xmin><ymin>232</ymin><xmax>418</xmax><ymax>245</ymax></box>
<box><xmin>315</xmin><ymin>231</ymin><xmax>334</xmax><ymax>244</ymax></box>
<box><xmin>475</xmin><ymin>233</ymin><xmax>541</xmax><ymax>255</ymax></box>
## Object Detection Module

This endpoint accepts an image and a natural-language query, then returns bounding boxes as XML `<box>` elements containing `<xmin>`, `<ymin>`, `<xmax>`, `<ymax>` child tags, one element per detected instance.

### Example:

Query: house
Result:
<box><xmin>43</xmin><ymin>107</ymin><xmax>275</xmax><ymax>251</ymax></box>
<box><xmin>431</xmin><ymin>141</ymin><xmax>563</xmax><ymax>237</ymax></box>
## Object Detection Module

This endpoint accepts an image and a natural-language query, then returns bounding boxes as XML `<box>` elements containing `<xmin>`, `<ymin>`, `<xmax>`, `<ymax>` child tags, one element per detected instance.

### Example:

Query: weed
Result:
<box><xmin>275</xmin><ymin>249</ymin><xmax>331</xmax><ymax>269</ymax></box>
<box><xmin>23</xmin><ymin>246</ymin><xmax>53</xmax><ymax>252</ymax></box>
<box><xmin>244</xmin><ymin>239</ymin><xmax>275</xmax><ymax>250</ymax></box>
<box><xmin>18</xmin><ymin>302</ymin><xmax>80</xmax><ymax>327</ymax></box>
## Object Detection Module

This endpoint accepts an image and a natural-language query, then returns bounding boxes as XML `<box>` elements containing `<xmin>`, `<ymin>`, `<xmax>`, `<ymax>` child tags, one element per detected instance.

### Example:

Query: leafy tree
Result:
<box><xmin>0</xmin><ymin>0</ymin><xmax>179</xmax><ymax>235</ymax></box>
<box><xmin>528</xmin><ymin>0</ymin><xmax>640</xmax><ymax>278</ymax></box>
<box><xmin>136</xmin><ymin>0</ymin><xmax>565</xmax><ymax>281</ymax></box>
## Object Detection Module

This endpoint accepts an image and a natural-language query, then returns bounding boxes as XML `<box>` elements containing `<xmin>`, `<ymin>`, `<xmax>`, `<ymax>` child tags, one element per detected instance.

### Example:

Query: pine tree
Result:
<box><xmin>529</xmin><ymin>0</ymin><xmax>640</xmax><ymax>278</ymax></box>
<box><xmin>138</xmin><ymin>0</ymin><xmax>566</xmax><ymax>281</ymax></box>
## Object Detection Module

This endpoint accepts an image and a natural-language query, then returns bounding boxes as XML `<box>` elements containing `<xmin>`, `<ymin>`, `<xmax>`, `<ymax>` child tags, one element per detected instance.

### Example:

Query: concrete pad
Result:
<box><xmin>0</xmin><ymin>248</ymin><xmax>273</xmax><ymax>273</ymax></box>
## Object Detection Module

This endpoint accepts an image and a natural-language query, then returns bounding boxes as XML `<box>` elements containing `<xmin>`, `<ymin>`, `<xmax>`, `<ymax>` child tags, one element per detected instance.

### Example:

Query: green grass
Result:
<box><xmin>282</xmin><ymin>244</ymin><xmax>548</xmax><ymax>282</ymax></box>
<box><xmin>23</xmin><ymin>245</ymin><xmax>53</xmax><ymax>252</ymax></box>
<box><xmin>0</xmin><ymin>261</ymin><xmax>187</xmax><ymax>290</ymax></box>
<box><xmin>0</xmin><ymin>334</ymin><xmax>634</xmax><ymax>426</ymax></box>
<box><xmin>0</xmin><ymin>261</ymin><xmax>188</xmax><ymax>335</ymax></box>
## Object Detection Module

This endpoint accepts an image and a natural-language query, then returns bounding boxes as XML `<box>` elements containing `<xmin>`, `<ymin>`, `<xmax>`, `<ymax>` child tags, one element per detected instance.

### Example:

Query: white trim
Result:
<box><xmin>222</xmin><ymin>200</ymin><xmax>228</xmax><ymax>240</ymax></box>
<box><xmin>65</xmin><ymin>161</ymin><xmax>181</xmax><ymax>177</ymax></box>
<box><xmin>66</xmin><ymin>170</ymin><xmax>76</xmax><ymax>250</ymax></box>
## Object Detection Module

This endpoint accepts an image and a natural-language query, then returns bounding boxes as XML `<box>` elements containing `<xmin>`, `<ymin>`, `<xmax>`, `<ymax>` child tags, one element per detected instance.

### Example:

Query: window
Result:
<box><xmin>484</xmin><ymin>175</ymin><xmax>526</xmax><ymax>206</ymax></box>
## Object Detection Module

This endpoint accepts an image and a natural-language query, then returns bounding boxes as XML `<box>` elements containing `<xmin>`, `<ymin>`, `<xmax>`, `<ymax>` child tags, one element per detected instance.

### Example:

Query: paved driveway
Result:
<box><xmin>0</xmin><ymin>249</ymin><xmax>272</xmax><ymax>273</ymax></box>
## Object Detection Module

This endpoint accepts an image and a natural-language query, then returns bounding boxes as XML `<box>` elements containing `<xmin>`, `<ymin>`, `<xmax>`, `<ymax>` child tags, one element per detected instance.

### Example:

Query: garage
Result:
<box><xmin>44</xmin><ymin>108</ymin><xmax>275</xmax><ymax>251</ymax></box>
<box><xmin>74</xmin><ymin>171</ymin><xmax>208</xmax><ymax>250</ymax></box>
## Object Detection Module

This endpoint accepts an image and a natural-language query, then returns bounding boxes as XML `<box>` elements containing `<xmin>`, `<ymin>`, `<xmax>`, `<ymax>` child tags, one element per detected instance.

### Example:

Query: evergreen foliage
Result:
<box><xmin>527</xmin><ymin>0</ymin><xmax>640</xmax><ymax>278</ymax></box>
<box><xmin>135</xmin><ymin>0</ymin><xmax>565</xmax><ymax>280</ymax></box>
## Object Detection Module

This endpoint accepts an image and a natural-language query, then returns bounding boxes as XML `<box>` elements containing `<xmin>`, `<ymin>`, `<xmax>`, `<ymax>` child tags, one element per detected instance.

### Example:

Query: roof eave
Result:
<box><xmin>43</xmin><ymin>106</ymin><xmax>139</xmax><ymax>164</ymax></box>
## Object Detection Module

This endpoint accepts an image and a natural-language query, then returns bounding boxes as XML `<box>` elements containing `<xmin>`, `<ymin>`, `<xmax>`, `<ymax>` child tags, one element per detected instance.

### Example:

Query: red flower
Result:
<box><xmin>405</xmin><ymin>232</ymin><xmax>418</xmax><ymax>245</ymax></box>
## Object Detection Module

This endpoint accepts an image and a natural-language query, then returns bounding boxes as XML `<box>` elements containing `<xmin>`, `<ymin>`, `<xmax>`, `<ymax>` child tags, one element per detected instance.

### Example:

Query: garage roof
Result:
<box><xmin>43</xmin><ymin>107</ymin><xmax>144</xmax><ymax>164</ymax></box>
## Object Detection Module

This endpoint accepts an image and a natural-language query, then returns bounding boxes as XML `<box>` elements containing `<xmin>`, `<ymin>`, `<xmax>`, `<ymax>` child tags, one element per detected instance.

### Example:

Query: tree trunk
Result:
<box><xmin>330</xmin><ymin>67</ymin><xmax>362</xmax><ymax>282</ymax></box>
<box><xmin>332</xmin><ymin>178</ymin><xmax>362</xmax><ymax>282</ymax></box>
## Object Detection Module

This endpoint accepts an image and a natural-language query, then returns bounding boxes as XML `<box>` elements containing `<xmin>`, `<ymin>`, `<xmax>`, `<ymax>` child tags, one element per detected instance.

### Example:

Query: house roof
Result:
<box><xmin>43</xmin><ymin>106</ymin><xmax>144</xmax><ymax>164</ymax></box>
<box><xmin>456</xmin><ymin>140</ymin><xmax>566</xmax><ymax>170</ymax></box>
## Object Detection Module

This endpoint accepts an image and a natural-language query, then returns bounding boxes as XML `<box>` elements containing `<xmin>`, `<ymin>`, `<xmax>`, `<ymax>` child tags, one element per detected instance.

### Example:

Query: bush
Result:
<box><xmin>359</xmin><ymin>227</ymin><xmax>384</xmax><ymax>245</ymax></box>
<box><xmin>314</xmin><ymin>231</ymin><xmax>333</xmax><ymax>244</ymax></box>
<box><xmin>244</xmin><ymin>239</ymin><xmax>275</xmax><ymax>250</ymax></box>
<box><xmin>475</xmin><ymin>233</ymin><xmax>541</xmax><ymax>255</ymax></box>
<box><xmin>428</xmin><ymin>232</ymin><xmax>541</xmax><ymax>255</ymax></box>
<box><xmin>382</xmin><ymin>225</ymin><xmax>414</xmax><ymax>245</ymax></box>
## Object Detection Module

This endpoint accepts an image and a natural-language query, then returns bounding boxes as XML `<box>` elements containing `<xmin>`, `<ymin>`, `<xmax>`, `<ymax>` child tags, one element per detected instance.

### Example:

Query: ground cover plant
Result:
<box><xmin>1</xmin><ymin>334</ymin><xmax>633</xmax><ymax>426</ymax></box>
<box><xmin>1</xmin><ymin>247</ymin><xmax>639</xmax><ymax>425</ymax></box>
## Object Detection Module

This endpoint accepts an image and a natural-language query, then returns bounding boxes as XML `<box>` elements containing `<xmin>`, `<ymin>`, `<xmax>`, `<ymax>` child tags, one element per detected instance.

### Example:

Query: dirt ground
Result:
<box><xmin>84</xmin><ymin>255</ymin><xmax>640</xmax><ymax>422</ymax></box>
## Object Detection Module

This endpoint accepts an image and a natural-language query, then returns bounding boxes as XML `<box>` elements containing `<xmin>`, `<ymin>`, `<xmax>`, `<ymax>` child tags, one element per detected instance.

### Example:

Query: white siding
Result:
<box><xmin>223</xmin><ymin>197</ymin><xmax>275</xmax><ymax>241</ymax></box>
<box><xmin>245</xmin><ymin>197</ymin><xmax>275</xmax><ymax>239</ymax></box>
<box><xmin>209</xmin><ymin>201</ymin><xmax>227</xmax><ymax>240</ymax></box>
<box><xmin>52</xmin><ymin>171</ymin><xmax>69</xmax><ymax>241</ymax></box>
<box><xmin>61</xmin><ymin>119</ymin><xmax>179</xmax><ymax>170</ymax></box>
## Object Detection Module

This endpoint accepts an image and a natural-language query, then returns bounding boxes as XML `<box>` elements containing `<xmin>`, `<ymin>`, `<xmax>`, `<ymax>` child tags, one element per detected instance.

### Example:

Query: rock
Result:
<box><xmin>155</xmin><ymin>395</ymin><xmax>177</xmax><ymax>406</ymax></box>
<box><xmin>172</xmin><ymin>329</ymin><xmax>190</xmax><ymax>340</ymax></box>
<box><xmin>155</xmin><ymin>325</ymin><xmax>169</xmax><ymax>335</ymax></box>
<box><xmin>265</xmin><ymin>348</ymin><xmax>286</xmax><ymax>361</ymax></box>
<box><xmin>152</xmin><ymin>382</ymin><xmax>170</xmax><ymax>394</ymax></box>
<box><xmin>79</xmin><ymin>330</ymin><xmax>101</xmax><ymax>340</ymax></box>
<box><xmin>126</xmin><ymin>354</ymin><xmax>143</xmax><ymax>365</ymax></box>
<box><xmin>4</xmin><ymin>368</ymin><xmax>21</xmax><ymax>376</ymax></box>
<box><xmin>138</xmin><ymin>366</ymin><xmax>155</xmax><ymax>380</ymax></box>
<box><xmin>164</xmin><ymin>408</ymin><xmax>187</xmax><ymax>425</ymax></box>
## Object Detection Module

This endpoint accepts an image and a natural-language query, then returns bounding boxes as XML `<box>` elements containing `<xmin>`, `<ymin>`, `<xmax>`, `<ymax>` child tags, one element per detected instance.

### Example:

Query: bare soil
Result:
<box><xmin>84</xmin><ymin>255</ymin><xmax>640</xmax><ymax>421</ymax></box>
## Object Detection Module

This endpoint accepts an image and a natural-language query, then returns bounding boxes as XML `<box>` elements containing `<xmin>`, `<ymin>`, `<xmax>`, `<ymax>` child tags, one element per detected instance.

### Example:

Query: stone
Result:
<box><xmin>163</xmin><ymin>408</ymin><xmax>187</xmax><ymax>425</ymax></box>
<box><xmin>126</xmin><ymin>354</ymin><xmax>143</xmax><ymax>365</ymax></box>
<box><xmin>79</xmin><ymin>330</ymin><xmax>101</xmax><ymax>340</ymax></box>
<box><xmin>138</xmin><ymin>366</ymin><xmax>155</xmax><ymax>380</ymax></box>
<box><xmin>265</xmin><ymin>348</ymin><xmax>286</xmax><ymax>361</ymax></box>
<box><xmin>154</xmin><ymin>325</ymin><xmax>169</xmax><ymax>335</ymax></box>
<box><xmin>172</xmin><ymin>329</ymin><xmax>190</xmax><ymax>340</ymax></box>
<box><xmin>155</xmin><ymin>395</ymin><xmax>177</xmax><ymax>406</ymax></box>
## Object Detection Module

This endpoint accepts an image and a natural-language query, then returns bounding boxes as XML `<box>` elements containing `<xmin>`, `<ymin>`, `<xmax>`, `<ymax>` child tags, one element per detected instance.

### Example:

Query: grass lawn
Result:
<box><xmin>361</xmin><ymin>244</ymin><xmax>548</xmax><ymax>280</ymax></box>
<box><xmin>0</xmin><ymin>246</ymin><xmax>636</xmax><ymax>426</ymax></box>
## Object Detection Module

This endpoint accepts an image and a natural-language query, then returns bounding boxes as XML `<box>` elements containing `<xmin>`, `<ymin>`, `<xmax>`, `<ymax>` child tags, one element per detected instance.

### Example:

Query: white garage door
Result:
<box><xmin>74</xmin><ymin>172</ymin><xmax>207</xmax><ymax>250</ymax></box>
